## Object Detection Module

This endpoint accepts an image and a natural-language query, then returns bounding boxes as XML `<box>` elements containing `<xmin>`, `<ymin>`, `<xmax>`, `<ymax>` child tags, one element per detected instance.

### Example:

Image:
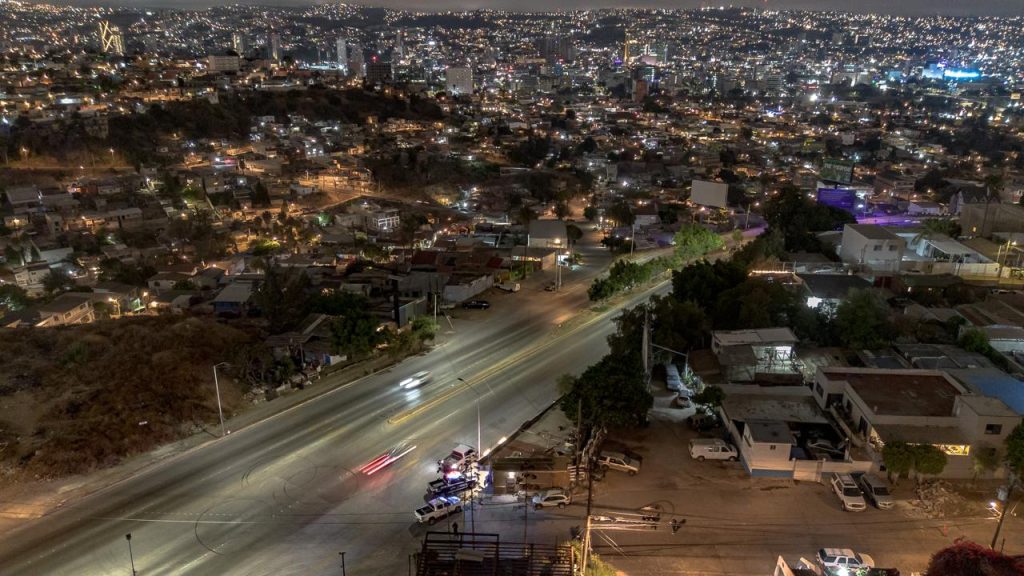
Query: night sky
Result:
<box><xmin>47</xmin><ymin>0</ymin><xmax>1024</xmax><ymax>18</ymax></box>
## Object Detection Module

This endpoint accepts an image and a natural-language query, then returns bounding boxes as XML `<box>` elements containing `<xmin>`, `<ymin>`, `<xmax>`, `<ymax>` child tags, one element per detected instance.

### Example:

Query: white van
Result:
<box><xmin>688</xmin><ymin>438</ymin><xmax>738</xmax><ymax>461</ymax></box>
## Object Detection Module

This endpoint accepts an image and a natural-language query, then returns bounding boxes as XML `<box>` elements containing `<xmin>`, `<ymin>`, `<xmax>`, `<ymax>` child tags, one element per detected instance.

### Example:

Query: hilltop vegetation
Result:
<box><xmin>0</xmin><ymin>317</ymin><xmax>254</xmax><ymax>479</ymax></box>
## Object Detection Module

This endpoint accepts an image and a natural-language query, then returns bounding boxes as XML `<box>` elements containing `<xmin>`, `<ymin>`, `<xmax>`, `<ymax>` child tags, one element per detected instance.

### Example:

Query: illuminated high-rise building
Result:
<box><xmin>336</xmin><ymin>38</ymin><xmax>348</xmax><ymax>73</ymax></box>
<box><xmin>98</xmin><ymin>20</ymin><xmax>125</xmax><ymax>56</ymax></box>
<box><xmin>268</xmin><ymin>32</ymin><xmax>281</xmax><ymax>62</ymax></box>
<box><xmin>232</xmin><ymin>32</ymin><xmax>248</xmax><ymax>55</ymax></box>
<box><xmin>348</xmin><ymin>44</ymin><xmax>364</xmax><ymax>77</ymax></box>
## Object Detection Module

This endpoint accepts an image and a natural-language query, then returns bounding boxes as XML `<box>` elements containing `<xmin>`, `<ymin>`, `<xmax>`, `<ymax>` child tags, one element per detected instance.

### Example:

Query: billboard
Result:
<box><xmin>820</xmin><ymin>158</ymin><xmax>854</xmax><ymax>184</ymax></box>
<box><xmin>817</xmin><ymin>188</ymin><xmax>857</xmax><ymax>214</ymax></box>
<box><xmin>690</xmin><ymin>179</ymin><xmax>728</xmax><ymax>208</ymax></box>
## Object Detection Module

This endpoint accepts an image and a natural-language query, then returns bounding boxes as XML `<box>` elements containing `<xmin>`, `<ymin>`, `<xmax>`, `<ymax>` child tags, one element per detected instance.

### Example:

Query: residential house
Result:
<box><xmin>366</xmin><ymin>209</ymin><xmax>400</xmax><ymax>233</ymax></box>
<box><xmin>719</xmin><ymin>384</ymin><xmax>869</xmax><ymax>480</ymax></box>
<box><xmin>838</xmin><ymin>224</ymin><xmax>905</xmax><ymax>272</ymax></box>
<box><xmin>812</xmin><ymin>367</ymin><xmax>1020</xmax><ymax>479</ymax></box>
<box><xmin>13</xmin><ymin>261</ymin><xmax>52</xmax><ymax>294</ymax></box>
<box><xmin>34</xmin><ymin>293</ymin><xmax>96</xmax><ymax>327</ymax></box>
<box><xmin>212</xmin><ymin>281</ymin><xmax>255</xmax><ymax>316</ymax></box>
<box><xmin>264</xmin><ymin>313</ymin><xmax>347</xmax><ymax>367</ymax></box>
<box><xmin>148</xmin><ymin>271</ymin><xmax>192</xmax><ymax>293</ymax></box>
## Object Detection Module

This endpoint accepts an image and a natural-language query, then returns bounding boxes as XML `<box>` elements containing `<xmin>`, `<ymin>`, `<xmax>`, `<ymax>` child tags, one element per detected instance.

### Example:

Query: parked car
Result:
<box><xmin>830</xmin><ymin>473</ymin><xmax>867</xmax><ymax>512</ymax></box>
<box><xmin>461</xmin><ymin>300</ymin><xmax>490</xmax><ymax>309</ymax></box>
<box><xmin>688</xmin><ymin>438</ymin><xmax>738</xmax><ymax>461</ymax></box>
<box><xmin>497</xmin><ymin>282</ymin><xmax>521</xmax><ymax>292</ymax></box>
<box><xmin>596</xmin><ymin>451</ymin><xmax>640</xmax><ymax>475</ymax></box>
<box><xmin>415</xmin><ymin>496</ymin><xmax>463</xmax><ymax>525</ymax></box>
<box><xmin>439</xmin><ymin>444</ymin><xmax>477</xmax><ymax>474</ymax></box>
<box><xmin>855</xmin><ymin>474</ymin><xmax>894</xmax><ymax>510</ymax></box>
<box><xmin>532</xmin><ymin>489</ymin><xmax>571</xmax><ymax>510</ymax></box>
<box><xmin>816</xmin><ymin>548</ymin><xmax>875</xmax><ymax>571</ymax></box>
<box><xmin>672</xmin><ymin>394</ymin><xmax>693</xmax><ymax>409</ymax></box>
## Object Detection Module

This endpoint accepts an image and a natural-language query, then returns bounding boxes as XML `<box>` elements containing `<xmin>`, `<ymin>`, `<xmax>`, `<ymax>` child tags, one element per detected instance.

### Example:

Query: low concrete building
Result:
<box><xmin>812</xmin><ymin>367</ymin><xmax>1020</xmax><ymax>479</ymax></box>
<box><xmin>838</xmin><ymin>224</ymin><xmax>905</xmax><ymax>272</ymax></box>
<box><xmin>34</xmin><ymin>293</ymin><xmax>96</xmax><ymax>327</ymax></box>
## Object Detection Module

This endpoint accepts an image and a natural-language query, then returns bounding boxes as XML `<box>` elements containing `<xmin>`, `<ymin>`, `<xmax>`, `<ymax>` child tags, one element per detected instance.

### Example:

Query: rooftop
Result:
<box><xmin>746</xmin><ymin>420</ymin><xmax>795</xmax><ymax>445</ymax></box>
<box><xmin>846</xmin><ymin>224</ymin><xmax>901</xmax><ymax>242</ymax></box>
<box><xmin>720</xmin><ymin>386</ymin><xmax>829</xmax><ymax>424</ymax></box>
<box><xmin>712</xmin><ymin>327</ymin><xmax>798</xmax><ymax>348</ymax></box>
<box><xmin>820</xmin><ymin>368</ymin><xmax>963</xmax><ymax>417</ymax></box>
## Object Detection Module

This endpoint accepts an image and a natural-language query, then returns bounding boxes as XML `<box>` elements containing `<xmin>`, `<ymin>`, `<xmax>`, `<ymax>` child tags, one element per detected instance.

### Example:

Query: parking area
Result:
<box><xmin>470</xmin><ymin>389</ymin><xmax>1021</xmax><ymax>575</ymax></box>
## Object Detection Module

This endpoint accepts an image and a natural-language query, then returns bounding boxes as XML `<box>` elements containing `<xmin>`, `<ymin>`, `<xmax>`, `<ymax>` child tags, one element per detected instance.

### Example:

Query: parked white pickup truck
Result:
<box><xmin>415</xmin><ymin>496</ymin><xmax>463</xmax><ymax>525</ymax></box>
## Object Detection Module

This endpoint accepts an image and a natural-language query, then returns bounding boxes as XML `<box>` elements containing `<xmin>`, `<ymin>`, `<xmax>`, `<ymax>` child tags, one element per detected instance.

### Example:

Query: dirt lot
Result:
<box><xmin>470</xmin><ymin>389</ymin><xmax>1022</xmax><ymax>575</ymax></box>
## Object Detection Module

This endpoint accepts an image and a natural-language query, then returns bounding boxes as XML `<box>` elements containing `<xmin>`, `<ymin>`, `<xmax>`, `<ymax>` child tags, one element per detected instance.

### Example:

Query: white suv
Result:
<box><xmin>596</xmin><ymin>451</ymin><xmax>640</xmax><ymax>476</ymax></box>
<box><xmin>830</xmin><ymin>473</ymin><xmax>867</xmax><ymax>512</ymax></box>
<box><xmin>532</xmin><ymin>489</ymin><xmax>571</xmax><ymax>510</ymax></box>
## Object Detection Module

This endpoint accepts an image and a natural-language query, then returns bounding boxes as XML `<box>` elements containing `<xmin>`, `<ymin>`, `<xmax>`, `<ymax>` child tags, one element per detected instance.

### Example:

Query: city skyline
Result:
<box><xmin>44</xmin><ymin>0</ymin><xmax>1024</xmax><ymax>18</ymax></box>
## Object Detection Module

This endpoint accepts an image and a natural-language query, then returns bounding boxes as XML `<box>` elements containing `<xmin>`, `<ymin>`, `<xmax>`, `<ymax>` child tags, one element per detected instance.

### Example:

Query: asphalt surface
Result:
<box><xmin>0</xmin><ymin>229</ymin><xmax>668</xmax><ymax>576</ymax></box>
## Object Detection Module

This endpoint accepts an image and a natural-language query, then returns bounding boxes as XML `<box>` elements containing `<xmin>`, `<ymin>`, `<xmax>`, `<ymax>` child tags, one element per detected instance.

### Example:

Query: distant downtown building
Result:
<box><xmin>445</xmin><ymin>66</ymin><xmax>473</xmax><ymax>95</ymax></box>
<box><xmin>268</xmin><ymin>32</ymin><xmax>281</xmax><ymax>62</ymax></box>
<box><xmin>232</xmin><ymin>32</ymin><xmax>248</xmax><ymax>55</ymax></box>
<box><xmin>98</xmin><ymin>20</ymin><xmax>125</xmax><ymax>56</ymax></box>
<box><xmin>348</xmin><ymin>44</ymin><xmax>364</xmax><ymax>77</ymax></box>
<box><xmin>336</xmin><ymin>37</ymin><xmax>348</xmax><ymax>73</ymax></box>
<box><xmin>365</xmin><ymin>61</ymin><xmax>393</xmax><ymax>84</ymax></box>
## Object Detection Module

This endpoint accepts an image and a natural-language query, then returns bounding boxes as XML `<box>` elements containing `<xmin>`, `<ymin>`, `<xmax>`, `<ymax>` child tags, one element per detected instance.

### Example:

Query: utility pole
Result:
<box><xmin>339</xmin><ymin>551</ymin><xmax>347</xmax><ymax>575</ymax></box>
<box><xmin>212</xmin><ymin>362</ymin><xmax>229</xmax><ymax>437</ymax></box>
<box><xmin>991</xmin><ymin>471</ymin><xmax>1018</xmax><ymax>549</ymax></box>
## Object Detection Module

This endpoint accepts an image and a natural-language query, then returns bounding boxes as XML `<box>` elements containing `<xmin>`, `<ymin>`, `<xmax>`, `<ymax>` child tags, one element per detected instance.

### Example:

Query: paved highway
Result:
<box><xmin>0</xmin><ymin>232</ymin><xmax>667</xmax><ymax>575</ymax></box>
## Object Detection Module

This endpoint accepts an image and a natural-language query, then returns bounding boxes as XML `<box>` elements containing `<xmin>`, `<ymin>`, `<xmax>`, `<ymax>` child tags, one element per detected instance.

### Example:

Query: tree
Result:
<box><xmin>327</xmin><ymin>303</ymin><xmax>387</xmax><ymax>356</ymax></box>
<box><xmin>971</xmin><ymin>445</ymin><xmax>1000</xmax><ymax>480</ymax></box>
<box><xmin>959</xmin><ymin>328</ymin><xmax>990</xmax><ymax>353</ymax></box>
<box><xmin>673</xmin><ymin>224</ymin><xmax>723</xmax><ymax>263</ymax></box>
<box><xmin>517</xmin><ymin>205</ymin><xmax>536</xmax><ymax>227</ymax></box>
<box><xmin>0</xmin><ymin>284</ymin><xmax>31</xmax><ymax>311</ymax></box>
<box><xmin>881</xmin><ymin>441</ymin><xmax>915</xmax><ymax>484</ymax></box>
<box><xmin>605</xmin><ymin>201</ymin><xmax>634</xmax><ymax>227</ymax></box>
<box><xmin>672</xmin><ymin>259</ymin><xmax>747</xmax><ymax>310</ymax></box>
<box><xmin>554</xmin><ymin>201</ymin><xmax>570</xmax><ymax>220</ymax></box>
<box><xmin>583</xmin><ymin>205</ymin><xmax>598</xmax><ymax>221</ymax></box>
<box><xmin>925</xmin><ymin>541</ymin><xmax>1024</xmax><ymax>576</ymax></box>
<box><xmin>1006</xmin><ymin>422</ymin><xmax>1024</xmax><ymax>475</ymax></box>
<box><xmin>650</xmin><ymin>295</ymin><xmax>708</xmax><ymax>355</ymax></box>
<box><xmin>172</xmin><ymin>279</ymin><xmax>197</xmax><ymax>291</ymax></box>
<box><xmin>559</xmin><ymin>353</ymin><xmax>652</xmax><ymax>429</ymax></box>
<box><xmin>912</xmin><ymin>444</ymin><xmax>948</xmax><ymax>479</ymax></box>
<box><xmin>410</xmin><ymin>316</ymin><xmax>437</xmax><ymax>344</ymax></box>
<box><xmin>253</xmin><ymin>267</ymin><xmax>311</xmax><ymax>332</ymax></box>
<box><xmin>764</xmin><ymin>185</ymin><xmax>855</xmax><ymax>251</ymax></box>
<box><xmin>566</xmin><ymin>224</ymin><xmax>583</xmax><ymax>251</ymax></box>
<box><xmin>693</xmin><ymin>385</ymin><xmax>725</xmax><ymax>409</ymax></box>
<box><xmin>42</xmin><ymin>268</ymin><xmax>73</xmax><ymax>294</ymax></box>
<box><xmin>834</xmin><ymin>289</ymin><xmax>893</xmax><ymax>349</ymax></box>
<box><xmin>4</xmin><ymin>244</ymin><xmax>24</xmax><ymax>267</ymax></box>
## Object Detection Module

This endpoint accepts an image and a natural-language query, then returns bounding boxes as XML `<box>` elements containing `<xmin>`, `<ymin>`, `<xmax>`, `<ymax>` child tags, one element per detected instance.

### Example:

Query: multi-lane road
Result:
<box><xmin>0</xmin><ymin>231</ymin><xmax>664</xmax><ymax>575</ymax></box>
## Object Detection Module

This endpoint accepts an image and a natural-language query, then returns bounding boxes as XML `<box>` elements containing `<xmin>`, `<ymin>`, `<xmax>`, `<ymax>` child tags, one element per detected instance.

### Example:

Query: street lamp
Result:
<box><xmin>212</xmin><ymin>362</ymin><xmax>229</xmax><ymax>437</ymax></box>
<box><xmin>125</xmin><ymin>533</ymin><xmax>136</xmax><ymax>575</ymax></box>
